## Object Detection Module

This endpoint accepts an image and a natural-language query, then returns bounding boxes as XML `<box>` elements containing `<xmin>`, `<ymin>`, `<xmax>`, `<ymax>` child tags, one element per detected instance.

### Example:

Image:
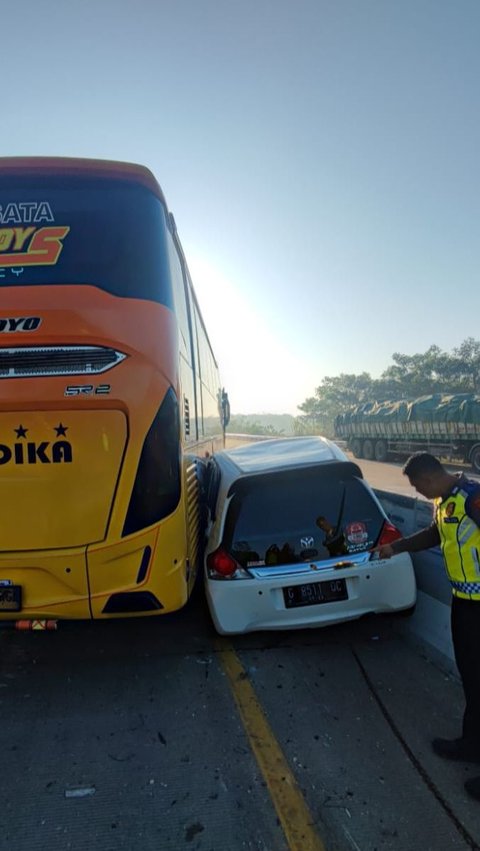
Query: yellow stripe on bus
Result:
<box><xmin>216</xmin><ymin>640</ymin><xmax>326</xmax><ymax>851</ymax></box>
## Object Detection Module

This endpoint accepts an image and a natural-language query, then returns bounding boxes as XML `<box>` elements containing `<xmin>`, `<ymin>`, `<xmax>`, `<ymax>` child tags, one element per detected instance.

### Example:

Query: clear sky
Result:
<box><xmin>2</xmin><ymin>1</ymin><xmax>480</xmax><ymax>415</ymax></box>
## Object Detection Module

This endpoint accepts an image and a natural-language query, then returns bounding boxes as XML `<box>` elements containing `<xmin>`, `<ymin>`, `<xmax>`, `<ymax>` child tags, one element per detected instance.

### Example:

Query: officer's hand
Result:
<box><xmin>373</xmin><ymin>544</ymin><xmax>395</xmax><ymax>560</ymax></box>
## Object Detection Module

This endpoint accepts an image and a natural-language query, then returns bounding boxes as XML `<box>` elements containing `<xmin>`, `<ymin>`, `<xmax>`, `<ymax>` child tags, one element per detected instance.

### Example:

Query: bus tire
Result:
<box><xmin>351</xmin><ymin>438</ymin><xmax>363</xmax><ymax>458</ymax></box>
<box><xmin>470</xmin><ymin>444</ymin><xmax>480</xmax><ymax>474</ymax></box>
<box><xmin>374</xmin><ymin>439</ymin><xmax>388</xmax><ymax>462</ymax></box>
<box><xmin>363</xmin><ymin>439</ymin><xmax>374</xmax><ymax>460</ymax></box>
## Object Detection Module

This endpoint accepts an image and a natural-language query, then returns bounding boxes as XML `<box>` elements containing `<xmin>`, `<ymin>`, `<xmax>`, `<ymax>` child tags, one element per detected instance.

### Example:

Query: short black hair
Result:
<box><xmin>402</xmin><ymin>452</ymin><xmax>445</xmax><ymax>479</ymax></box>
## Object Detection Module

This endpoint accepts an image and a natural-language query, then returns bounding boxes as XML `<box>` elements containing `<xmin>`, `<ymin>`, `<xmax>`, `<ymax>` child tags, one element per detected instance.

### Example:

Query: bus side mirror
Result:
<box><xmin>221</xmin><ymin>389</ymin><xmax>230</xmax><ymax>429</ymax></box>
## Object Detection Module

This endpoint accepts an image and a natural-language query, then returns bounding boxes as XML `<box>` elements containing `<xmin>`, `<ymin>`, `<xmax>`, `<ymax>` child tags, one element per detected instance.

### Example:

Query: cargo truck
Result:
<box><xmin>334</xmin><ymin>394</ymin><xmax>480</xmax><ymax>473</ymax></box>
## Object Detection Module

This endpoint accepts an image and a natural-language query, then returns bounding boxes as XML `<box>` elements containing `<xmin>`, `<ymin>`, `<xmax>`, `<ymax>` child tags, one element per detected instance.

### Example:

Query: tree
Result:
<box><xmin>295</xmin><ymin>373</ymin><xmax>373</xmax><ymax>436</ymax></box>
<box><xmin>450</xmin><ymin>338</ymin><xmax>480</xmax><ymax>392</ymax></box>
<box><xmin>227</xmin><ymin>416</ymin><xmax>285</xmax><ymax>436</ymax></box>
<box><xmin>380</xmin><ymin>345</ymin><xmax>453</xmax><ymax>397</ymax></box>
<box><xmin>295</xmin><ymin>338</ymin><xmax>480</xmax><ymax>437</ymax></box>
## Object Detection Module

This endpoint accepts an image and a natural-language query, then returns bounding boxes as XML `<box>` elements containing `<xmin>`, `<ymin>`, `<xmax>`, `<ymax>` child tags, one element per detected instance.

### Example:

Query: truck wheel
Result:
<box><xmin>351</xmin><ymin>438</ymin><xmax>363</xmax><ymax>458</ymax></box>
<box><xmin>470</xmin><ymin>444</ymin><xmax>480</xmax><ymax>474</ymax></box>
<box><xmin>363</xmin><ymin>439</ymin><xmax>374</xmax><ymax>460</ymax></box>
<box><xmin>374</xmin><ymin>439</ymin><xmax>388</xmax><ymax>462</ymax></box>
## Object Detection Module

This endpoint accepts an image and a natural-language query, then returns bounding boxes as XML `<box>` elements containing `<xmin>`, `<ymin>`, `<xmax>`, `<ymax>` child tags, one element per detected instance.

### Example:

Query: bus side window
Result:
<box><xmin>195</xmin><ymin>308</ymin><xmax>221</xmax><ymax>436</ymax></box>
<box><xmin>167</xmin><ymin>234</ymin><xmax>190</xmax><ymax>361</ymax></box>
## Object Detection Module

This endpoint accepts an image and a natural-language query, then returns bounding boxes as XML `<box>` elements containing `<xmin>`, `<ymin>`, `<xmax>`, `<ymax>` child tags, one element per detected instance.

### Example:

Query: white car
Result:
<box><xmin>203</xmin><ymin>436</ymin><xmax>416</xmax><ymax>635</ymax></box>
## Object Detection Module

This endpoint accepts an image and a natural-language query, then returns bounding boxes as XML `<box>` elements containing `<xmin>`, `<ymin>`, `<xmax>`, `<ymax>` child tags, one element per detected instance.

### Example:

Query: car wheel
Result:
<box><xmin>351</xmin><ymin>438</ymin><xmax>363</xmax><ymax>458</ymax></box>
<box><xmin>374</xmin><ymin>439</ymin><xmax>388</xmax><ymax>462</ymax></box>
<box><xmin>363</xmin><ymin>439</ymin><xmax>374</xmax><ymax>460</ymax></box>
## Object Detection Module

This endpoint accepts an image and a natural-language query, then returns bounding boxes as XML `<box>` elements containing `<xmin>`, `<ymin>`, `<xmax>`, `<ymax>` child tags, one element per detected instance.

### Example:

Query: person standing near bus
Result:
<box><xmin>376</xmin><ymin>452</ymin><xmax>480</xmax><ymax>801</ymax></box>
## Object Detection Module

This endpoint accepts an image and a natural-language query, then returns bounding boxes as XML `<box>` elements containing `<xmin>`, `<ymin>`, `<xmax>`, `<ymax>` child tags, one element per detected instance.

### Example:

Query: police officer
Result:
<box><xmin>376</xmin><ymin>452</ymin><xmax>480</xmax><ymax>801</ymax></box>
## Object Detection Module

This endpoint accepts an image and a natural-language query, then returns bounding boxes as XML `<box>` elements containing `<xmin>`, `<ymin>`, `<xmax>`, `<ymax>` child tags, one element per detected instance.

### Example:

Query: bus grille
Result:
<box><xmin>0</xmin><ymin>345</ymin><xmax>127</xmax><ymax>378</ymax></box>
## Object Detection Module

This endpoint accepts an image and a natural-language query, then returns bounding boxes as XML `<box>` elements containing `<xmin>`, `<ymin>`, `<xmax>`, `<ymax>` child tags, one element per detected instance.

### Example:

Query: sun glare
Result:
<box><xmin>187</xmin><ymin>252</ymin><xmax>317</xmax><ymax>415</ymax></box>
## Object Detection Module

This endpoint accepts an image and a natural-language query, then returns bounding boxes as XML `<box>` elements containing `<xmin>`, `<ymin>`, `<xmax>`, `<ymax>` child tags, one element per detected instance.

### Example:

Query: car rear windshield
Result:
<box><xmin>223</xmin><ymin>468</ymin><xmax>385</xmax><ymax>568</ymax></box>
<box><xmin>0</xmin><ymin>175</ymin><xmax>173</xmax><ymax>306</ymax></box>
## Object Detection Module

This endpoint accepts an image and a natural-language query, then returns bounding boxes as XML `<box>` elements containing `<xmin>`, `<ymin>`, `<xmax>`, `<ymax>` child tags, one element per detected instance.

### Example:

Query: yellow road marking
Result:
<box><xmin>216</xmin><ymin>639</ymin><xmax>326</xmax><ymax>851</ymax></box>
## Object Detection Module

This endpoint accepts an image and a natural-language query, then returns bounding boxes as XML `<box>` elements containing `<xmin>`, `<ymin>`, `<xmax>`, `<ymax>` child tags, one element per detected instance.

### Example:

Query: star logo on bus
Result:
<box><xmin>14</xmin><ymin>425</ymin><xmax>28</xmax><ymax>438</ymax></box>
<box><xmin>54</xmin><ymin>423</ymin><xmax>68</xmax><ymax>436</ymax></box>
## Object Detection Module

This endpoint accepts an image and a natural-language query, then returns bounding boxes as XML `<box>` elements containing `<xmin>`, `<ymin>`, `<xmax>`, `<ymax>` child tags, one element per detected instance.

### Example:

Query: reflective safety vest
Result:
<box><xmin>435</xmin><ymin>481</ymin><xmax>480</xmax><ymax>600</ymax></box>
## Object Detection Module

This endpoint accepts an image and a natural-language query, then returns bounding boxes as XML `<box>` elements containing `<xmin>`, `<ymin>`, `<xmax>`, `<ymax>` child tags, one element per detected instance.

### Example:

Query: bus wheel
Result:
<box><xmin>351</xmin><ymin>438</ymin><xmax>363</xmax><ymax>458</ymax></box>
<box><xmin>374</xmin><ymin>439</ymin><xmax>388</xmax><ymax>462</ymax></box>
<box><xmin>363</xmin><ymin>439</ymin><xmax>374</xmax><ymax>460</ymax></box>
<box><xmin>470</xmin><ymin>444</ymin><xmax>480</xmax><ymax>474</ymax></box>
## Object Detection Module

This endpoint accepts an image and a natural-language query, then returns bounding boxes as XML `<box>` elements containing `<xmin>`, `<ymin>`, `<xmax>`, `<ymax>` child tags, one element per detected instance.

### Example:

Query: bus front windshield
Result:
<box><xmin>0</xmin><ymin>175</ymin><xmax>173</xmax><ymax>306</ymax></box>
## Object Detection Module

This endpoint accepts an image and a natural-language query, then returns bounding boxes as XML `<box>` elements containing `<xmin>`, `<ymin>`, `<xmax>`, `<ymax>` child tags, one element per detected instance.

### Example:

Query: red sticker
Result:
<box><xmin>345</xmin><ymin>521</ymin><xmax>368</xmax><ymax>544</ymax></box>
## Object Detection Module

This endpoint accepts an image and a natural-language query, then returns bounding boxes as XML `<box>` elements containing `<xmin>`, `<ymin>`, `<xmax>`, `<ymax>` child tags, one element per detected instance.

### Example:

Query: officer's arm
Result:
<box><xmin>391</xmin><ymin>522</ymin><xmax>440</xmax><ymax>554</ymax></box>
<box><xmin>465</xmin><ymin>491</ymin><xmax>480</xmax><ymax>528</ymax></box>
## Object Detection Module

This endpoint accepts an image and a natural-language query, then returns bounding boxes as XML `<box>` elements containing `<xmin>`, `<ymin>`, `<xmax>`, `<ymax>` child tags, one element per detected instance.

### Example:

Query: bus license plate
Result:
<box><xmin>0</xmin><ymin>585</ymin><xmax>22</xmax><ymax>611</ymax></box>
<box><xmin>283</xmin><ymin>579</ymin><xmax>347</xmax><ymax>608</ymax></box>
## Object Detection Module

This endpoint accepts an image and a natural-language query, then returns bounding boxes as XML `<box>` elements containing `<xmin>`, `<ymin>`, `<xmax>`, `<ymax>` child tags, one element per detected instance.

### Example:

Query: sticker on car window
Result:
<box><xmin>345</xmin><ymin>522</ymin><xmax>368</xmax><ymax>544</ymax></box>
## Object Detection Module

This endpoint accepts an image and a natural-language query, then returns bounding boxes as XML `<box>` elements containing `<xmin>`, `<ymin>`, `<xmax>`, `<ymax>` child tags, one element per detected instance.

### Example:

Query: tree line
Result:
<box><xmin>226</xmin><ymin>413</ymin><xmax>295</xmax><ymax>437</ymax></box>
<box><xmin>295</xmin><ymin>338</ymin><xmax>480</xmax><ymax>438</ymax></box>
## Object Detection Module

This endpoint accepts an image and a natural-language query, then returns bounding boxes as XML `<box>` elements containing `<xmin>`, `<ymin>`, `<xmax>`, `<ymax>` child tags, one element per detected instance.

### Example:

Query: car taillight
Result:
<box><xmin>207</xmin><ymin>548</ymin><xmax>239</xmax><ymax>578</ymax></box>
<box><xmin>377</xmin><ymin>520</ymin><xmax>402</xmax><ymax>547</ymax></box>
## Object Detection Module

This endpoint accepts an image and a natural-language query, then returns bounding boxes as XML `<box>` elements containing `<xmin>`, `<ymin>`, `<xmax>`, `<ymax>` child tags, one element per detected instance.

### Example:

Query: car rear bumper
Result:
<box><xmin>205</xmin><ymin>553</ymin><xmax>416</xmax><ymax>635</ymax></box>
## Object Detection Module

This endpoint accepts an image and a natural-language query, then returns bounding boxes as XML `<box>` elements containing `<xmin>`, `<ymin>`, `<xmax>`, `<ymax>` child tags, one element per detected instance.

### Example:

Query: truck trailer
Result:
<box><xmin>334</xmin><ymin>394</ymin><xmax>480</xmax><ymax>473</ymax></box>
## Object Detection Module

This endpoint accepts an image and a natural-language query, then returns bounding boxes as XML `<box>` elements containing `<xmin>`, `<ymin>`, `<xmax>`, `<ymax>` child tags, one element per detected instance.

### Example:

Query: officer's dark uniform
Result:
<box><xmin>392</xmin><ymin>474</ymin><xmax>480</xmax><ymax>750</ymax></box>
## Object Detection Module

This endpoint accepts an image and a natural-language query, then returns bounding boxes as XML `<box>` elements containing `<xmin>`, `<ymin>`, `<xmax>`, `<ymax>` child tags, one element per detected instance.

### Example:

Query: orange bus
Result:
<box><xmin>0</xmin><ymin>157</ymin><xmax>229</xmax><ymax>622</ymax></box>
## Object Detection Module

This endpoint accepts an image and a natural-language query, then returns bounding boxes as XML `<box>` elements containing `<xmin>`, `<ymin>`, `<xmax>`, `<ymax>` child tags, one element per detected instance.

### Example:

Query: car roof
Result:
<box><xmin>213</xmin><ymin>436</ymin><xmax>363</xmax><ymax>480</ymax></box>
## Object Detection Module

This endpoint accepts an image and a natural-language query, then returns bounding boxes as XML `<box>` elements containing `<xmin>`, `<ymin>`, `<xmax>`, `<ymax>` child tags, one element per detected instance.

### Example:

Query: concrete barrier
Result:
<box><xmin>374</xmin><ymin>488</ymin><xmax>455</xmax><ymax>672</ymax></box>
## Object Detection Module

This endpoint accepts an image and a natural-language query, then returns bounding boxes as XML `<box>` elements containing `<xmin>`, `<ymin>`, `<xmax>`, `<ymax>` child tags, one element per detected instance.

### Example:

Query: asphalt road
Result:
<box><xmin>1</xmin><ymin>580</ymin><xmax>480</xmax><ymax>851</ymax></box>
<box><xmin>342</xmin><ymin>449</ymin><xmax>480</xmax><ymax>496</ymax></box>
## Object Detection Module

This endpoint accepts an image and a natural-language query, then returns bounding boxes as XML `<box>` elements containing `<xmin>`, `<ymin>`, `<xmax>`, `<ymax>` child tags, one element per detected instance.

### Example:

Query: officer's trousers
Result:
<box><xmin>451</xmin><ymin>595</ymin><xmax>480</xmax><ymax>745</ymax></box>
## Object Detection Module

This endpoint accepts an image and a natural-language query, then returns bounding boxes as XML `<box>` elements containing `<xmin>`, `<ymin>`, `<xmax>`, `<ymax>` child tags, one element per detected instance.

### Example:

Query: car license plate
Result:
<box><xmin>283</xmin><ymin>579</ymin><xmax>347</xmax><ymax>608</ymax></box>
<box><xmin>0</xmin><ymin>585</ymin><xmax>22</xmax><ymax>611</ymax></box>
